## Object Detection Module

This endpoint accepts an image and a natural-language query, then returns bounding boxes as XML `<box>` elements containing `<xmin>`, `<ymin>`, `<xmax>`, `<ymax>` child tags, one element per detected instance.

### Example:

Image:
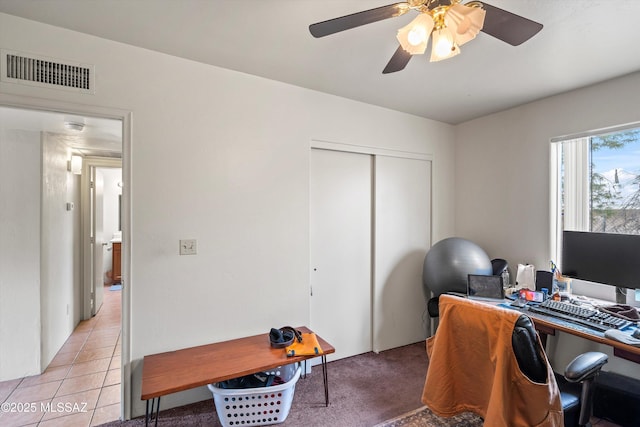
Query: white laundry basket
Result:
<box><xmin>207</xmin><ymin>363</ymin><xmax>301</xmax><ymax>427</ymax></box>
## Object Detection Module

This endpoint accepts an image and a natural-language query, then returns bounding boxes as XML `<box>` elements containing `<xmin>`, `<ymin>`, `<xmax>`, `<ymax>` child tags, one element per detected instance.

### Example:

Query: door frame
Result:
<box><xmin>0</xmin><ymin>93</ymin><xmax>133</xmax><ymax>420</ymax></box>
<box><xmin>309</xmin><ymin>139</ymin><xmax>433</xmax><ymax>355</ymax></box>
<box><xmin>81</xmin><ymin>158</ymin><xmax>122</xmax><ymax>318</ymax></box>
<box><xmin>311</xmin><ymin>139</ymin><xmax>433</xmax><ymax>162</ymax></box>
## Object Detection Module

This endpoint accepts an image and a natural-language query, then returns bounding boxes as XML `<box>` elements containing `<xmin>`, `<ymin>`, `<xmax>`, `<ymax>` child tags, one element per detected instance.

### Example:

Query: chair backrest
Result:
<box><xmin>491</xmin><ymin>258</ymin><xmax>508</xmax><ymax>275</ymax></box>
<box><xmin>512</xmin><ymin>314</ymin><xmax>548</xmax><ymax>383</ymax></box>
<box><xmin>422</xmin><ymin>295</ymin><xmax>563</xmax><ymax>427</ymax></box>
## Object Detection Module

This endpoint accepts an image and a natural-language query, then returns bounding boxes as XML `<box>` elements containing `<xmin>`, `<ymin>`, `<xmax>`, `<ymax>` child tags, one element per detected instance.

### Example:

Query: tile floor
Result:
<box><xmin>0</xmin><ymin>285</ymin><xmax>121</xmax><ymax>427</ymax></box>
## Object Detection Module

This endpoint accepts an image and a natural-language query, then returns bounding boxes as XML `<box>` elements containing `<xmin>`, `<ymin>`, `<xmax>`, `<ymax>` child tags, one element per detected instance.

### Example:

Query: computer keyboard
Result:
<box><xmin>527</xmin><ymin>300</ymin><xmax>634</xmax><ymax>332</ymax></box>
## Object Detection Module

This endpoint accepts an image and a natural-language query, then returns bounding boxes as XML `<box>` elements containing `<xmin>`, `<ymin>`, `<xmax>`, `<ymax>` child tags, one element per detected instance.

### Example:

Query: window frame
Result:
<box><xmin>550</xmin><ymin>122</ymin><xmax>640</xmax><ymax>302</ymax></box>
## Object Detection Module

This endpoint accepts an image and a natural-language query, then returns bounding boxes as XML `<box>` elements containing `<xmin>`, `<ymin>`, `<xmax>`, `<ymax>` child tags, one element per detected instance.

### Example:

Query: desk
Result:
<box><xmin>477</xmin><ymin>296</ymin><xmax>640</xmax><ymax>363</ymax></box>
<box><xmin>141</xmin><ymin>326</ymin><xmax>334</xmax><ymax>426</ymax></box>
<box><xmin>520</xmin><ymin>306</ymin><xmax>640</xmax><ymax>364</ymax></box>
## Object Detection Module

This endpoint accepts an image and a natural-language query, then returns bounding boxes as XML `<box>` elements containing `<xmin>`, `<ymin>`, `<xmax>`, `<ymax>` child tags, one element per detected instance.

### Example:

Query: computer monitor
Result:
<box><xmin>561</xmin><ymin>230</ymin><xmax>640</xmax><ymax>290</ymax></box>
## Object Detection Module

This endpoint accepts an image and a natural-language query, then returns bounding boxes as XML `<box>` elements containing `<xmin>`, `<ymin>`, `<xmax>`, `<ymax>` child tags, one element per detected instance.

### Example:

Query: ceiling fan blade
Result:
<box><xmin>382</xmin><ymin>46</ymin><xmax>413</xmax><ymax>74</ymax></box>
<box><xmin>309</xmin><ymin>2</ymin><xmax>410</xmax><ymax>38</ymax></box>
<box><xmin>480</xmin><ymin>3</ymin><xmax>543</xmax><ymax>46</ymax></box>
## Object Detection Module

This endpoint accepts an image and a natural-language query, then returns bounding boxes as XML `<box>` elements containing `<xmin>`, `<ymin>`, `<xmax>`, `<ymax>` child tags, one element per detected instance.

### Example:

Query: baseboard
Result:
<box><xmin>593</xmin><ymin>371</ymin><xmax>640</xmax><ymax>427</ymax></box>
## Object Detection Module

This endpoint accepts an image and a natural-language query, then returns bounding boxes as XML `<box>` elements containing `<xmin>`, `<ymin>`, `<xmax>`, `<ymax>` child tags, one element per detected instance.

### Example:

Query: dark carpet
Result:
<box><xmin>98</xmin><ymin>342</ymin><xmax>479</xmax><ymax>427</ymax></box>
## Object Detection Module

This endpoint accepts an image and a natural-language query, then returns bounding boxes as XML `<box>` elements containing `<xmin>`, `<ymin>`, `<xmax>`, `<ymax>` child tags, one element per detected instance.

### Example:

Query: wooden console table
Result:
<box><xmin>141</xmin><ymin>326</ymin><xmax>335</xmax><ymax>426</ymax></box>
<box><xmin>111</xmin><ymin>241</ymin><xmax>121</xmax><ymax>283</ymax></box>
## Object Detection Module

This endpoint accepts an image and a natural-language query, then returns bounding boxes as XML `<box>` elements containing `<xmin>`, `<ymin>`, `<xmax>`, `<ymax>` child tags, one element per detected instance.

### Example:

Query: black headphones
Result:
<box><xmin>269</xmin><ymin>326</ymin><xmax>302</xmax><ymax>348</ymax></box>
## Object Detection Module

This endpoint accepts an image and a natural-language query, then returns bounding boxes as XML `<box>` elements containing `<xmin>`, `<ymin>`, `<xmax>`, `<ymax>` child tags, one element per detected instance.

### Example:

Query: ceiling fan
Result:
<box><xmin>309</xmin><ymin>0</ymin><xmax>543</xmax><ymax>74</ymax></box>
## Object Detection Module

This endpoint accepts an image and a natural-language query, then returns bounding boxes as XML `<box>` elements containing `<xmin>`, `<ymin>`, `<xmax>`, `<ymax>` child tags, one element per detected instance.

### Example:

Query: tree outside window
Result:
<box><xmin>590</xmin><ymin>129</ymin><xmax>640</xmax><ymax>234</ymax></box>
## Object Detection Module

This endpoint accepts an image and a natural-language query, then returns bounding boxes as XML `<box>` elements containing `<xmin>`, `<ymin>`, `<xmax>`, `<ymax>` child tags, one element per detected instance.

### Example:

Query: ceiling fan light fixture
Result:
<box><xmin>396</xmin><ymin>13</ymin><xmax>434</xmax><ymax>55</ymax></box>
<box><xmin>309</xmin><ymin>0</ymin><xmax>543</xmax><ymax>73</ymax></box>
<box><xmin>446</xmin><ymin>3</ymin><xmax>486</xmax><ymax>46</ymax></box>
<box><xmin>430</xmin><ymin>26</ymin><xmax>459</xmax><ymax>62</ymax></box>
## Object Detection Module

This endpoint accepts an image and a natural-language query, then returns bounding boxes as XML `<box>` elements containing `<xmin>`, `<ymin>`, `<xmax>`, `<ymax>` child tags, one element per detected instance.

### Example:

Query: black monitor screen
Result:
<box><xmin>467</xmin><ymin>274</ymin><xmax>504</xmax><ymax>299</ymax></box>
<box><xmin>562</xmin><ymin>230</ymin><xmax>640</xmax><ymax>289</ymax></box>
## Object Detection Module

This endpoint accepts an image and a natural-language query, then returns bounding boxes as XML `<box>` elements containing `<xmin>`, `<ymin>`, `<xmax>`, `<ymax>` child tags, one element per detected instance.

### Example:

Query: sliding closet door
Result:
<box><xmin>373</xmin><ymin>156</ymin><xmax>431</xmax><ymax>352</ymax></box>
<box><xmin>310</xmin><ymin>148</ymin><xmax>372</xmax><ymax>361</ymax></box>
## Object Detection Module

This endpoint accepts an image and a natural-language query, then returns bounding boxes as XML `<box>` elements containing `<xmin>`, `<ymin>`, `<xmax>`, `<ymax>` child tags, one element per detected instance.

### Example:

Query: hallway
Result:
<box><xmin>0</xmin><ymin>285</ymin><xmax>121</xmax><ymax>426</ymax></box>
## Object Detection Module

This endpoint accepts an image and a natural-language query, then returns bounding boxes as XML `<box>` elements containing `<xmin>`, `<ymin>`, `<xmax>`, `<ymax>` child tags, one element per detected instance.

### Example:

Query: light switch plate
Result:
<box><xmin>179</xmin><ymin>239</ymin><xmax>197</xmax><ymax>255</ymax></box>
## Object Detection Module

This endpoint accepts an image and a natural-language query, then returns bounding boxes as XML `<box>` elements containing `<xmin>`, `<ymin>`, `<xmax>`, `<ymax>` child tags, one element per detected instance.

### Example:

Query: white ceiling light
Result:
<box><xmin>64</xmin><ymin>121</ymin><xmax>85</xmax><ymax>132</ymax></box>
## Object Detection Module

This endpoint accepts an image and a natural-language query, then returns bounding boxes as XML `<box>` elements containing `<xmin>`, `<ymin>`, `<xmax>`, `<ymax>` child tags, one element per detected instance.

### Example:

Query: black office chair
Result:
<box><xmin>491</xmin><ymin>258</ymin><xmax>508</xmax><ymax>276</ymax></box>
<box><xmin>513</xmin><ymin>315</ymin><xmax>608</xmax><ymax>427</ymax></box>
<box><xmin>424</xmin><ymin>295</ymin><xmax>607</xmax><ymax>427</ymax></box>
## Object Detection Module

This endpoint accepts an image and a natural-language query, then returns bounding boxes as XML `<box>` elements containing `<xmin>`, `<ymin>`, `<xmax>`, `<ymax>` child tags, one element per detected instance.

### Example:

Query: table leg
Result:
<box><xmin>145</xmin><ymin>397</ymin><xmax>161</xmax><ymax>427</ymax></box>
<box><xmin>322</xmin><ymin>354</ymin><xmax>329</xmax><ymax>406</ymax></box>
<box><xmin>539</xmin><ymin>332</ymin><xmax>548</xmax><ymax>349</ymax></box>
<box><xmin>154</xmin><ymin>397</ymin><xmax>161</xmax><ymax>427</ymax></box>
<box><xmin>534</xmin><ymin>323</ymin><xmax>555</xmax><ymax>350</ymax></box>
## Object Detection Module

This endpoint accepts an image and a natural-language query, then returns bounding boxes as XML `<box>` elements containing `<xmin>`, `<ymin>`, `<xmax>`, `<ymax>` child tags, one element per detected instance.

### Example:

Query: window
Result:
<box><xmin>590</xmin><ymin>131</ymin><xmax>640</xmax><ymax>233</ymax></box>
<box><xmin>551</xmin><ymin>126</ymin><xmax>640</xmax><ymax>264</ymax></box>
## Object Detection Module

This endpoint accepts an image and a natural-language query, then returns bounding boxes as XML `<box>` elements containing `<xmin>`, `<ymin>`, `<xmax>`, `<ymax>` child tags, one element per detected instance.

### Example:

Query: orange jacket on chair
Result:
<box><xmin>422</xmin><ymin>294</ymin><xmax>564</xmax><ymax>427</ymax></box>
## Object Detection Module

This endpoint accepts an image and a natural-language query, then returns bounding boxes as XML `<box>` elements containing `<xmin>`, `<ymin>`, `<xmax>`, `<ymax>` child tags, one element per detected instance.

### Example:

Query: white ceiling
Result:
<box><xmin>0</xmin><ymin>106</ymin><xmax>122</xmax><ymax>157</ymax></box>
<box><xmin>1</xmin><ymin>0</ymin><xmax>640</xmax><ymax>125</ymax></box>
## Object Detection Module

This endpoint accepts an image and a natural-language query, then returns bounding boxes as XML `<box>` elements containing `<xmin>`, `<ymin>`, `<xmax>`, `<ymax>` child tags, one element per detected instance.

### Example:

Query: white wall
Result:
<box><xmin>456</xmin><ymin>71</ymin><xmax>640</xmax><ymax>271</ymax></box>
<box><xmin>455</xmin><ymin>71</ymin><xmax>640</xmax><ymax>378</ymax></box>
<box><xmin>0</xmin><ymin>128</ymin><xmax>82</xmax><ymax>381</ymax></box>
<box><xmin>40</xmin><ymin>133</ymin><xmax>81</xmax><ymax>368</ymax></box>
<box><xmin>0</xmin><ymin>129</ymin><xmax>41</xmax><ymax>381</ymax></box>
<box><xmin>0</xmin><ymin>12</ymin><xmax>456</xmax><ymax>415</ymax></box>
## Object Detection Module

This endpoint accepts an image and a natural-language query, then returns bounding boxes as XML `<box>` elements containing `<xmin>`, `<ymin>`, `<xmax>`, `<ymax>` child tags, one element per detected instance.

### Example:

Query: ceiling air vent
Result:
<box><xmin>1</xmin><ymin>49</ymin><xmax>94</xmax><ymax>94</ymax></box>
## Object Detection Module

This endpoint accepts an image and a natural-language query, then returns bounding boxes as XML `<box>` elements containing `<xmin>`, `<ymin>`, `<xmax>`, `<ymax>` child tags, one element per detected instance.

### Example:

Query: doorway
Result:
<box><xmin>82</xmin><ymin>160</ymin><xmax>123</xmax><ymax>319</ymax></box>
<box><xmin>0</xmin><ymin>99</ymin><xmax>129</xmax><ymax>420</ymax></box>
